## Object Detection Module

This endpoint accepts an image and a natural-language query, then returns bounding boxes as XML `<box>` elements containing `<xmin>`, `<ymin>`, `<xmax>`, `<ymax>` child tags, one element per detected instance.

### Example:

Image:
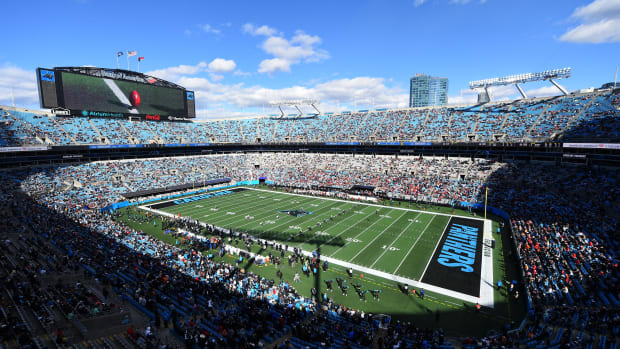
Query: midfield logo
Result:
<box><xmin>280</xmin><ymin>209</ymin><xmax>312</xmax><ymax>217</ymax></box>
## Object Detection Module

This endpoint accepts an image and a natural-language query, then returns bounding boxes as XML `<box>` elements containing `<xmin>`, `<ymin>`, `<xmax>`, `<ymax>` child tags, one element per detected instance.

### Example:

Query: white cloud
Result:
<box><xmin>209</xmin><ymin>74</ymin><xmax>224</xmax><ymax>82</ymax></box>
<box><xmin>291</xmin><ymin>31</ymin><xmax>321</xmax><ymax>47</ymax></box>
<box><xmin>148</xmin><ymin>60</ymin><xmax>237</xmax><ymax>83</ymax></box>
<box><xmin>0</xmin><ymin>65</ymin><xmax>38</xmax><ymax>107</ymax></box>
<box><xmin>560</xmin><ymin>19</ymin><xmax>620</xmax><ymax>43</ymax></box>
<box><xmin>560</xmin><ymin>0</ymin><xmax>620</xmax><ymax>43</ymax></box>
<box><xmin>448</xmin><ymin>90</ymin><xmax>478</xmax><ymax>105</ymax></box>
<box><xmin>242</xmin><ymin>23</ymin><xmax>277</xmax><ymax>36</ymax></box>
<box><xmin>525</xmin><ymin>86</ymin><xmax>562</xmax><ymax>98</ymax></box>
<box><xmin>416</xmin><ymin>0</ymin><xmax>487</xmax><ymax>6</ymax></box>
<box><xmin>449</xmin><ymin>85</ymin><xmax>517</xmax><ymax>105</ymax></box>
<box><xmin>202</xmin><ymin>24</ymin><xmax>221</xmax><ymax>35</ymax></box>
<box><xmin>247</xmin><ymin>27</ymin><xmax>329</xmax><ymax>74</ymax></box>
<box><xmin>233</xmin><ymin>70</ymin><xmax>251</xmax><ymax>77</ymax></box>
<box><xmin>489</xmin><ymin>85</ymin><xmax>520</xmax><ymax>100</ymax></box>
<box><xmin>146</xmin><ymin>62</ymin><xmax>207</xmax><ymax>81</ymax></box>
<box><xmin>170</xmin><ymin>71</ymin><xmax>409</xmax><ymax>118</ymax></box>
<box><xmin>573</xmin><ymin>0</ymin><xmax>620</xmax><ymax>21</ymax></box>
<box><xmin>258</xmin><ymin>58</ymin><xmax>291</xmax><ymax>74</ymax></box>
<box><xmin>207</xmin><ymin>58</ymin><xmax>236</xmax><ymax>73</ymax></box>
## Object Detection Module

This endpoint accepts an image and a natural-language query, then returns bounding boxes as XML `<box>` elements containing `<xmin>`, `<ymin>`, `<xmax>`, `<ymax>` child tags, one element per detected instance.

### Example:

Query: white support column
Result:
<box><xmin>549</xmin><ymin>79</ymin><xmax>569</xmax><ymax>96</ymax></box>
<box><xmin>515</xmin><ymin>83</ymin><xmax>528</xmax><ymax>99</ymax></box>
<box><xmin>311</xmin><ymin>103</ymin><xmax>321</xmax><ymax>116</ymax></box>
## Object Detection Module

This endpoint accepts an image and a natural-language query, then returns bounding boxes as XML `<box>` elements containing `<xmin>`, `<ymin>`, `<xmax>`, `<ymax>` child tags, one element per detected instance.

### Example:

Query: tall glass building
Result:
<box><xmin>409</xmin><ymin>75</ymin><xmax>448</xmax><ymax>108</ymax></box>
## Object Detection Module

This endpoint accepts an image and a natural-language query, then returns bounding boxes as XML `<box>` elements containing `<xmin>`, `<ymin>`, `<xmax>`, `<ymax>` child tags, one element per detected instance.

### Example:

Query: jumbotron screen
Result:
<box><xmin>37</xmin><ymin>67</ymin><xmax>195</xmax><ymax>119</ymax></box>
<box><xmin>62</xmin><ymin>71</ymin><xmax>186</xmax><ymax>116</ymax></box>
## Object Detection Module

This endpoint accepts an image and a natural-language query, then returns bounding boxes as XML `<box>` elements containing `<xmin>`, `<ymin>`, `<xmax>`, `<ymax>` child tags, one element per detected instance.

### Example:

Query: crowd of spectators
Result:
<box><xmin>15</xmin><ymin>153</ymin><xmax>494</xmax><ymax>212</ymax></box>
<box><xmin>1</xmin><ymin>153</ymin><xmax>620</xmax><ymax>343</ymax></box>
<box><xmin>0</xmin><ymin>144</ymin><xmax>618</xmax><ymax>347</ymax></box>
<box><xmin>562</xmin><ymin>92</ymin><xmax>620</xmax><ymax>140</ymax></box>
<box><xmin>1</xmin><ymin>155</ymin><xmax>476</xmax><ymax>348</ymax></box>
<box><xmin>1</xmin><ymin>90</ymin><xmax>617</xmax><ymax>147</ymax></box>
<box><xmin>486</xmin><ymin>162</ymin><xmax>619</xmax><ymax>346</ymax></box>
<box><xmin>0</xmin><ymin>172</ymin><xmax>318</xmax><ymax>347</ymax></box>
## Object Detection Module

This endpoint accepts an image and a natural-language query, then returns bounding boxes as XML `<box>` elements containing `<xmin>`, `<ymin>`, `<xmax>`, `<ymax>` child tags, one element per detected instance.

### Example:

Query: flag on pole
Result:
<box><xmin>127</xmin><ymin>50</ymin><xmax>137</xmax><ymax>57</ymax></box>
<box><xmin>138</xmin><ymin>57</ymin><xmax>144</xmax><ymax>62</ymax></box>
<box><xmin>117</xmin><ymin>51</ymin><xmax>124</xmax><ymax>57</ymax></box>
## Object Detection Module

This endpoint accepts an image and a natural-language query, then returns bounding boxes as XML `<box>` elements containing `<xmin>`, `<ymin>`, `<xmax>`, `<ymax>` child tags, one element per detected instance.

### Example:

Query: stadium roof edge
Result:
<box><xmin>0</xmin><ymin>104</ymin><xmax>51</xmax><ymax>115</ymax></box>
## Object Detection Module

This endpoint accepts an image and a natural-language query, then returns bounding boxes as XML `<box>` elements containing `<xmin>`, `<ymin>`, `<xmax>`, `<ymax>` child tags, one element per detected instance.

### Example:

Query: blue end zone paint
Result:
<box><xmin>421</xmin><ymin>216</ymin><xmax>485</xmax><ymax>297</ymax></box>
<box><xmin>148</xmin><ymin>188</ymin><xmax>245</xmax><ymax>209</ymax></box>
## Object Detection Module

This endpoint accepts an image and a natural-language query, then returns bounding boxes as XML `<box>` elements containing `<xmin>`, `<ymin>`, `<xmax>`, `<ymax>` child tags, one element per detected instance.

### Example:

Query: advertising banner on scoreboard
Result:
<box><xmin>69</xmin><ymin>110</ymin><xmax>180</xmax><ymax>122</ymax></box>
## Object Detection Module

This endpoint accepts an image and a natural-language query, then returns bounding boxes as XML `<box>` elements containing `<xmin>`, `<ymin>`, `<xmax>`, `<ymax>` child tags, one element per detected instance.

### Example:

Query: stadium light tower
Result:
<box><xmin>268</xmin><ymin>99</ymin><xmax>321</xmax><ymax>119</ymax></box>
<box><xmin>469</xmin><ymin>68</ymin><xmax>571</xmax><ymax>103</ymax></box>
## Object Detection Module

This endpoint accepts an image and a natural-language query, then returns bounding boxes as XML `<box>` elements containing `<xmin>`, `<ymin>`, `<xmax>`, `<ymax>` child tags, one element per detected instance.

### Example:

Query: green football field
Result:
<box><xmin>155</xmin><ymin>187</ymin><xmax>453</xmax><ymax>281</ymax></box>
<box><xmin>118</xmin><ymin>186</ymin><xmax>526</xmax><ymax>336</ymax></box>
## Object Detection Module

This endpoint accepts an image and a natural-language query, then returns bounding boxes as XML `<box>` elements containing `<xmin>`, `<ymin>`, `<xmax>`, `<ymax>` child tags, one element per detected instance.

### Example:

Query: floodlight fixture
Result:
<box><xmin>469</xmin><ymin>68</ymin><xmax>571</xmax><ymax>89</ymax></box>
<box><xmin>469</xmin><ymin>68</ymin><xmax>572</xmax><ymax>101</ymax></box>
<box><xmin>268</xmin><ymin>99</ymin><xmax>321</xmax><ymax>119</ymax></box>
<box><xmin>268</xmin><ymin>99</ymin><xmax>319</xmax><ymax>107</ymax></box>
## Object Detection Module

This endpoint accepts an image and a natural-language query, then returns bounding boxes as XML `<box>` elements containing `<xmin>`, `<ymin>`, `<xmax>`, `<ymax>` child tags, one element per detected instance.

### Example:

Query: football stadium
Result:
<box><xmin>1</xmin><ymin>1</ymin><xmax>619</xmax><ymax>348</ymax></box>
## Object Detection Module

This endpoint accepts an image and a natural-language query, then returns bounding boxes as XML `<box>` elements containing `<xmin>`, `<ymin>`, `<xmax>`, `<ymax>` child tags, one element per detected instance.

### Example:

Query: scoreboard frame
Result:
<box><xmin>37</xmin><ymin>66</ymin><xmax>196</xmax><ymax>120</ymax></box>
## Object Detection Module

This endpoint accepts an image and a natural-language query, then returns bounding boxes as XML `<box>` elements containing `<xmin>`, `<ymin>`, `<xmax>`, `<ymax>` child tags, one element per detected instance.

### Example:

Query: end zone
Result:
<box><xmin>420</xmin><ymin>216</ymin><xmax>494</xmax><ymax>307</ymax></box>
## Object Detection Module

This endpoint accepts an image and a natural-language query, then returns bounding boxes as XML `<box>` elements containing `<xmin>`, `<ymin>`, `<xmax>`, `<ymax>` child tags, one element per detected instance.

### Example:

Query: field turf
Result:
<box><xmin>116</xmin><ymin>186</ymin><xmax>526</xmax><ymax>336</ymax></box>
<box><xmin>153</xmin><ymin>187</ymin><xmax>458</xmax><ymax>282</ymax></box>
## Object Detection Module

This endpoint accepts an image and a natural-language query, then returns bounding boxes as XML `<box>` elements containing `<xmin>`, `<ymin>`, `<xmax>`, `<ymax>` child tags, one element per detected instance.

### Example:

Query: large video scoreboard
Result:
<box><xmin>37</xmin><ymin>67</ymin><xmax>196</xmax><ymax>119</ymax></box>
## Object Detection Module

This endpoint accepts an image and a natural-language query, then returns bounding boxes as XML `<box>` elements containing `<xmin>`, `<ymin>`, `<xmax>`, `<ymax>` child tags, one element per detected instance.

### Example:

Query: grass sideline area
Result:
<box><xmin>114</xmin><ymin>185</ymin><xmax>526</xmax><ymax>337</ymax></box>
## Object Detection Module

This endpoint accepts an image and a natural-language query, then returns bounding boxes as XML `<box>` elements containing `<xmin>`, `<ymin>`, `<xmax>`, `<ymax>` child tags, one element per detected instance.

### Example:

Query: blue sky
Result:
<box><xmin>1</xmin><ymin>0</ymin><xmax>619</xmax><ymax>118</ymax></box>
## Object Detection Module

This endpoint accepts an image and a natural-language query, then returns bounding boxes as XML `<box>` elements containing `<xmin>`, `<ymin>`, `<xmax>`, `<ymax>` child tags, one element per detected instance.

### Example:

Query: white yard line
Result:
<box><xmin>369</xmin><ymin>212</ymin><xmax>421</xmax><ymax>269</ymax></box>
<box><xmin>479</xmin><ymin>219</ymin><xmax>495</xmax><ymax>308</ymax></box>
<box><xmin>141</xmin><ymin>205</ymin><xmax>488</xmax><ymax>306</ymax></box>
<box><xmin>103</xmin><ymin>79</ymin><xmax>139</xmax><ymax>114</ymax></box>
<box><xmin>205</xmin><ymin>193</ymin><xmax>317</xmax><ymax>228</ymax></box>
<box><xmin>348</xmin><ymin>210</ymin><xmax>408</xmax><ymax>262</ymax></box>
<box><xmin>418</xmin><ymin>216</ymin><xmax>451</xmax><ymax>280</ymax></box>
<box><xmin>253</xmin><ymin>200</ymin><xmax>345</xmax><ymax>236</ymax></box>
<box><xmin>327</xmin><ymin>211</ymin><xmax>390</xmax><ymax>257</ymax></box>
<box><xmin>169</xmin><ymin>190</ymin><xmax>263</xmax><ymax>218</ymax></box>
<box><xmin>248</xmin><ymin>187</ymin><xmax>484</xmax><ymax>221</ymax></box>
<box><xmin>305</xmin><ymin>206</ymin><xmax>377</xmax><ymax>250</ymax></box>
<box><xmin>293</xmin><ymin>205</ymin><xmax>376</xmax><ymax>249</ymax></box>
<box><xmin>393</xmin><ymin>215</ymin><xmax>437</xmax><ymax>274</ymax></box>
